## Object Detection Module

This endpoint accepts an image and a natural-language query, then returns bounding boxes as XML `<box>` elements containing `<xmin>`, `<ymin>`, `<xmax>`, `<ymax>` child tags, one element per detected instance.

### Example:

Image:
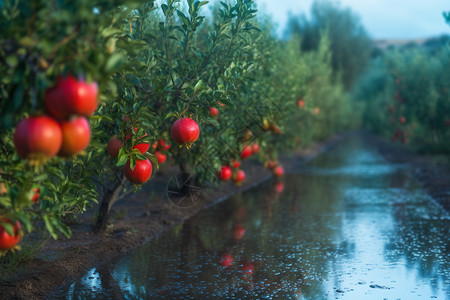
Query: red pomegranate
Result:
<box><xmin>217</xmin><ymin>166</ymin><xmax>232</xmax><ymax>181</ymax></box>
<box><xmin>124</xmin><ymin>159</ymin><xmax>152</xmax><ymax>184</ymax></box>
<box><xmin>13</xmin><ymin>116</ymin><xmax>62</xmax><ymax>160</ymax></box>
<box><xmin>157</xmin><ymin>139</ymin><xmax>171</xmax><ymax>151</ymax></box>
<box><xmin>155</xmin><ymin>151</ymin><xmax>167</xmax><ymax>164</ymax></box>
<box><xmin>231</xmin><ymin>159</ymin><xmax>241</xmax><ymax>169</ymax></box>
<box><xmin>133</xmin><ymin>142</ymin><xmax>150</xmax><ymax>154</ymax></box>
<box><xmin>232</xmin><ymin>170</ymin><xmax>245</xmax><ymax>185</ymax></box>
<box><xmin>107</xmin><ymin>135</ymin><xmax>123</xmax><ymax>158</ymax></box>
<box><xmin>209</xmin><ymin>107</ymin><xmax>218</xmax><ymax>117</ymax></box>
<box><xmin>58</xmin><ymin>116</ymin><xmax>91</xmax><ymax>157</ymax></box>
<box><xmin>45</xmin><ymin>75</ymin><xmax>98</xmax><ymax>119</ymax></box>
<box><xmin>171</xmin><ymin>117</ymin><xmax>200</xmax><ymax>145</ymax></box>
<box><xmin>240</xmin><ymin>145</ymin><xmax>252</xmax><ymax>160</ymax></box>
<box><xmin>297</xmin><ymin>99</ymin><xmax>305</xmax><ymax>107</ymax></box>
<box><xmin>251</xmin><ymin>143</ymin><xmax>259</xmax><ymax>154</ymax></box>
<box><xmin>0</xmin><ymin>219</ymin><xmax>21</xmax><ymax>250</ymax></box>
<box><xmin>273</xmin><ymin>166</ymin><xmax>284</xmax><ymax>177</ymax></box>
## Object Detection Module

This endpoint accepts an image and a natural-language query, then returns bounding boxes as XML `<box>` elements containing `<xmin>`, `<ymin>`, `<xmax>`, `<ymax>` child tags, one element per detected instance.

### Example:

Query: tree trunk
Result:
<box><xmin>93</xmin><ymin>175</ymin><xmax>126</xmax><ymax>233</ymax></box>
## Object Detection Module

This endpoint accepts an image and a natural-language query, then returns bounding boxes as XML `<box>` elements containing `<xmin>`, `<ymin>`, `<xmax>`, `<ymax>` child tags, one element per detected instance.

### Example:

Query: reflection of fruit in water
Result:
<box><xmin>233</xmin><ymin>224</ymin><xmax>245</xmax><ymax>240</ymax></box>
<box><xmin>274</xmin><ymin>181</ymin><xmax>284</xmax><ymax>193</ymax></box>
<box><xmin>220</xmin><ymin>253</ymin><xmax>234</xmax><ymax>267</ymax></box>
<box><xmin>242</xmin><ymin>262</ymin><xmax>254</xmax><ymax>276</ymax></box>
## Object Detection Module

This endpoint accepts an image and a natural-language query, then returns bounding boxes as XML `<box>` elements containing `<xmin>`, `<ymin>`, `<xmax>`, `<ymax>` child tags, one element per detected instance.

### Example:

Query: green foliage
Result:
<box><xmin>355</xmin><ymin>46</ymin><xmax>450</xmax><ymax>154</ymax></box>
<box><xmin>0</xmin><ymin>0</ymin><xmax>355</xmax><ymax>247</ymax></box>
<box><xmin>286</xmin><ymin>0</ymin><xmax>372</xmax><ymax>90</ymax></box>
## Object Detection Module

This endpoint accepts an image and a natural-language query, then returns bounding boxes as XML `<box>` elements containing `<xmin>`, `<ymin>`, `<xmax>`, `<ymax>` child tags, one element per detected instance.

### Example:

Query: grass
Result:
<box><xmin>0</xmin><ymin>239</ymin><xmax>47</xmax><ymax>279</ymax></box>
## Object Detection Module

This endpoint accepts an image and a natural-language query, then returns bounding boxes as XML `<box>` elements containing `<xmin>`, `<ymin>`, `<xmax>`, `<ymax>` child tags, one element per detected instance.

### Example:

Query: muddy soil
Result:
<box><xmin>0</xmin><ymin>131</ymin><xmax>448</xmax><ymax>299</ymax></box>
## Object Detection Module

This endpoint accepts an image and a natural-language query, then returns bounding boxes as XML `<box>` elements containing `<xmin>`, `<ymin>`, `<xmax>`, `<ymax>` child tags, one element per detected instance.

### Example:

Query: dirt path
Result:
<box><xmin>0</xmin><ymin>131</ymin><xmax>448</xmax><ymax>299</ymax></box>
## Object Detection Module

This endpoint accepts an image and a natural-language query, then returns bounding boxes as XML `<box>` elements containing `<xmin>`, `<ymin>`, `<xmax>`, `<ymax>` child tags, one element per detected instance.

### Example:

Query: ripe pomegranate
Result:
<box><xmin>266</xmin><ymin>160</ymin><xmax>277</xmax><ymax>169</ymax></box>
<box><xmin>251</xmin><ymin>143</ymin><xmax>259</xmax><ymax>154</ymax></box>
<box><xmin>58</xmin><ymin>116</ymin><xmax>91</xmax><ymax>157</ymax></box>
<box><xmin>209</xmin><ymin>107</ymin><xmax>218</xmax><ymax>117</ymax></box>
<box><xmin>124</xmin><ymin>159</ymin><xmax>152</xmax><ymax>184</ymax></box>
<box><xmin>231</xmin><ymin>159</ymin><xmax>241</xmax><ymax>169</ymax></box>
<box><xmin>297</xmin><ymin>99</ymin><xmax>305</xmax><ymax>107</ymax></box>
<box><xmin>233</xmin><ymin>224</ymin><xmax>245</xmax><ymax>240</ymax></box>
<box><xmin>314</xmin><ymin>107</ymin><xmax>320</xmax><ymax>115</ymax></box>
<box><xmin>217</xmin><ymin>166</ymin><xmax>232</xmax><ymax>181</ymax></box>
<box><xmin>157</xmin><ymin>139</ymin><xmax>171</xmax><ymax>151</ymax></box>
<box><xmin>31</xmin><ymin>187</ymin><xmax>40</xmax><ymax>203</ymax></box>
<box><xmin>399</xmin><ymin>116</ymin><xmax>406</xmax><ymax>124</ymax></box>
<box><xmin>232</xmin><ymin>170</ymin><xmax>245</xmax><ymax>185</ymax></box>
<box><xmin>45</xmin><ymin>75</ymin><xmax>98</xmax><ymax>119</ymax></box>
<box><xmin>133</xmin><ymin>142</ymin><xmax>150</xmax><ymax>154</ymax></box>
<box><xmin>0</xmin><ymin>219</ymin><xmax>21</xmax><ymax>250</ymax></box>
<box><xmin>107</xmin><ymin>135</ymin><xmax>123</xmax><ymax>158</ymax></box>
<box><xmin>240</xmin><ymin>145</ymin><xmax>252</xmax><ymax>160</ymax></box>
<box><xmin>14</xmin><ymin>116</ymin><xmax>62</xmax><ymax>160</ymax></box>
<box><xmin>220</xmin><ymin>253</ymin><xmax>234</xmax><ymax>267</ymax></box>
<box><xmin>273</xmin><ymin>165</ymin><xmax>284</xmax><ymax>177</ymax></box>
<box><xmin>155</xmin><ymin>151</ymin><xmax>167</xmax><ymax>164</ymax></box>
<box><xmin>171</xmin><ymin>118</ymin><xmax>200</xmax><ymax>146</ymax></box>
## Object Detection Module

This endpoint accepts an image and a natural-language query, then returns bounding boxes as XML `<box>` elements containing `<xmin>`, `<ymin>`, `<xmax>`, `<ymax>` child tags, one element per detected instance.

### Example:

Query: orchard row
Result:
<box><xmin>0</xmin><ymin>0</ymin><xmax>354</xmax><ymax>253</ymax></box>
<box><xmin>356</xmin><ymin>46</ymin><xmax>450</xmax><ymax>153</ymax></box>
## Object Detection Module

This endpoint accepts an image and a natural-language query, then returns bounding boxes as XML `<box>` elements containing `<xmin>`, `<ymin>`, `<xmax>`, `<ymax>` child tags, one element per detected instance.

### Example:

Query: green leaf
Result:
<box><xmin>105</xmin><ymin>53</ymin><xmax>124</xmax><ymax>73</ymax></box>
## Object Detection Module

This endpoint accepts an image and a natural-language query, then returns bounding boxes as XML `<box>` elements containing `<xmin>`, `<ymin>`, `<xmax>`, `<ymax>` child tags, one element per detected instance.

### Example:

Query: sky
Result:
<box><xmin>255</xmin><ymin>0</ymin><xmax>450</xmax><ymax>39</ymax></box>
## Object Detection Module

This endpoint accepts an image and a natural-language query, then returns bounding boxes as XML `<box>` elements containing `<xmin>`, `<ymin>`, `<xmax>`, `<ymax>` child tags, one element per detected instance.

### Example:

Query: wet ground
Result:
<box><xmin>53</xmin><ymin>136</ymin><xmax>450</xmax><ymax>299</ymax></box>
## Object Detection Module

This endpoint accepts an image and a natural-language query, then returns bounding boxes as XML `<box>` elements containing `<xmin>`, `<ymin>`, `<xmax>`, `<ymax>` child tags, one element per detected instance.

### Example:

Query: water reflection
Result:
<box><xmin>55</xmin><ymin>137</ymin><xmax>450</xmax><ymax>299</ymax></box>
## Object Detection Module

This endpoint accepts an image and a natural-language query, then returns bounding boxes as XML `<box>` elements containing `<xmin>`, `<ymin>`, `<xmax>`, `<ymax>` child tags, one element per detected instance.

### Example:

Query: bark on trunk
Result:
<box><xmin>93</xmin><ymin>175</ymin><xmax>126</xmax><ymax>233</ymax></box>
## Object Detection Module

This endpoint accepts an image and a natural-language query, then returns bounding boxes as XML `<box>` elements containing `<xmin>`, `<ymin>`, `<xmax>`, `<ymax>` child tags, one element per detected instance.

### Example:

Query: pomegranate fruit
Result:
<box><xmin>14</xmin><ymin>116</ymin><xmax>62</xmax><ymax>160</ymax></box>
<box><xmin>124</xmin><ymin>159</ymin><xmax>152</xmax><ymax>184</ymax></box>
<box><xmin>171</xmin><ymin>117</ymin><xmax>200</xmax><ymax>146</ymax></box>
<box><xmin>231</xmin><ymin>159</ymin><xmax>241</xmax><ymax>169</ymax></box>
<box><xmin>240</xmin><ymin>145</ymin><xmax>252</xmax><ymax>160</ymax></box>
<box><xmin>58</xmin><ymin>116</ymin><xmax>91</xmax><ymax>157</ymax></box>
<box><xmin>45</xmin><ymin>75</ymin><xmax>98</xmax><ymax>119</ymax></box>
<box><xmin>0</xmin><ymin>219</ymin><xmax>21</xmax><ymax>251</ymax></box>
<box><xmin>217</xmin><ymin>166</ymin><xmax>232</xmax><ymax>181</ymax></box>
<box><xmin>209</xmin><ymin>107</ymin><xmax>218</xmax><ymax>117</ymax></box>
<box><xmin>273</xmin><ymin>165</ymin><xmax>284</xmax><ymax>177</ymax></box>
<box><xmin>107</xmin><ymin>135</ymin><xmax>123</xmax><ymax>158</ymax></box>
<box><xmin>232</xmin><ymin>170</ymin><xmax>245</xmax><ymax>185</ymax></box>
<box><xmin>155</xmin><ymin>151</ymin><xmax>167</xmax><ymax>164</ymax></box>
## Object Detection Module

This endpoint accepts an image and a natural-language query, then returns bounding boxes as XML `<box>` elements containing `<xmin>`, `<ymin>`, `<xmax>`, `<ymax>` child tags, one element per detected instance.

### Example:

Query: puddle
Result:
<box><xmin>52</xmin><ymin>137</ymin><xmax>450</xmax><ymax>299</ymax></box>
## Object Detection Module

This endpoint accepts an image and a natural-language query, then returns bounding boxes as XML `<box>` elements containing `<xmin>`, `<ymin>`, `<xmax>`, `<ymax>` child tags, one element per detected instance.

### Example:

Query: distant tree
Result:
<box><xmin>286</xmin><ymin>0</ymin><xmax>373</xmax><ymax>90</ymax></box>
